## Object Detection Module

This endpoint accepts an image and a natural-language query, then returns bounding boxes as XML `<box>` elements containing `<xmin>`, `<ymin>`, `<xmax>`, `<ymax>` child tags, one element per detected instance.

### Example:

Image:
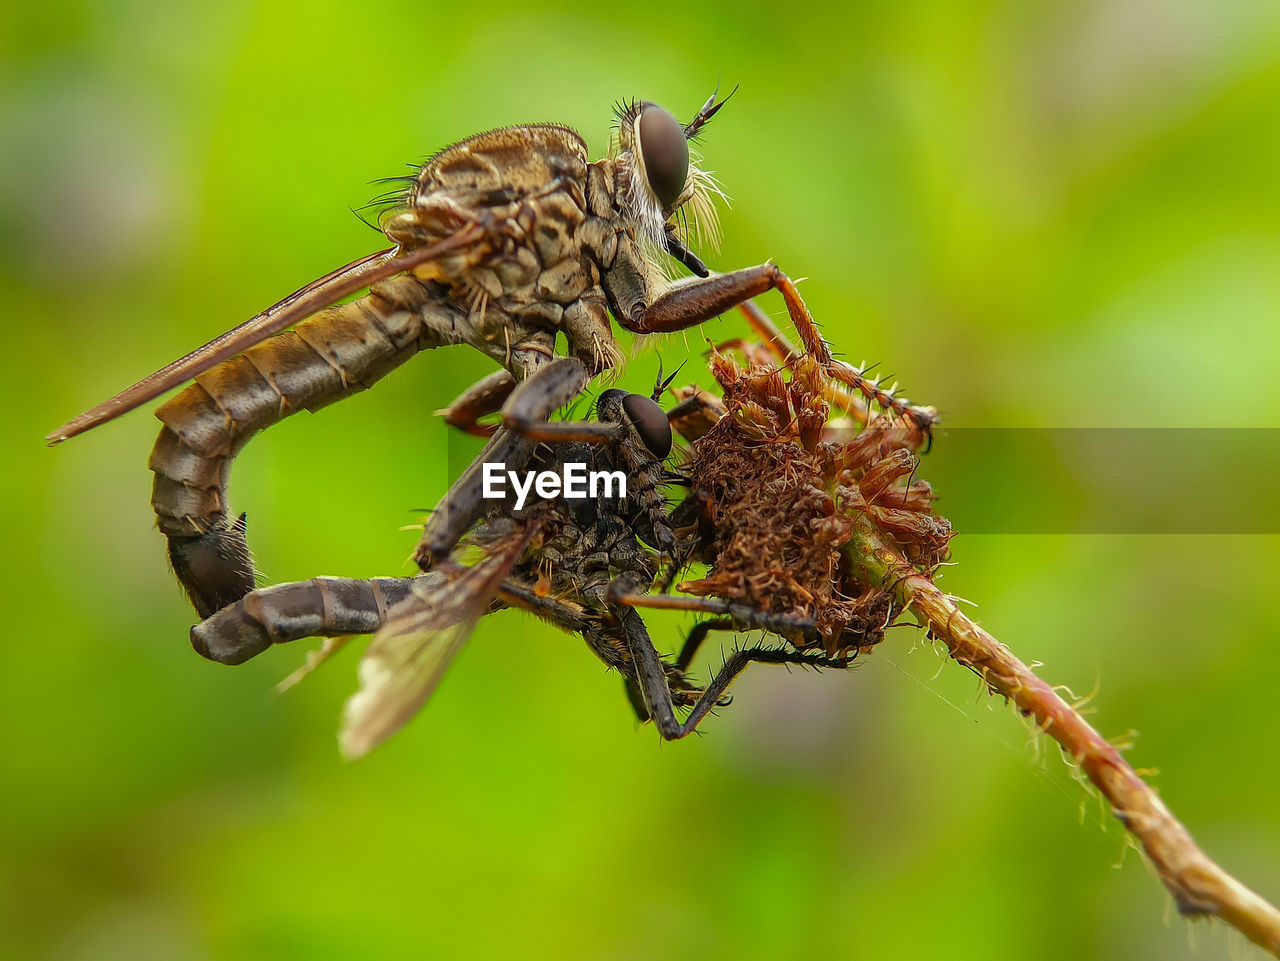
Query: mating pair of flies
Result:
<box><xmin>48</xmin><ymin>91</ymin><xmax>935</xmax><ymax>755</ymax></box>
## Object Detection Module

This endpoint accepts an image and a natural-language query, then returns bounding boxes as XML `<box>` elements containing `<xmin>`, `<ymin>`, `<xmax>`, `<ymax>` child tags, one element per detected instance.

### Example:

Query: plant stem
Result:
<box><xmin>846</xmin><ymin>520</ymin><xmax>1280</xmax><ymax>957</ymax></box>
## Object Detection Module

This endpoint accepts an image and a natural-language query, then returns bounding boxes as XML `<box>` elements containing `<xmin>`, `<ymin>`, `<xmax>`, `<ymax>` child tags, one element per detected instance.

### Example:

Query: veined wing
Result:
<box><xmin>46</xmin><ymin>223</ymin><xmax>486</xmax><ymax>445</ymax></box>
<box><xmin>340</xmin><ymin>526</ymin><xmax>532</xmax><ymax>760</ymax></box>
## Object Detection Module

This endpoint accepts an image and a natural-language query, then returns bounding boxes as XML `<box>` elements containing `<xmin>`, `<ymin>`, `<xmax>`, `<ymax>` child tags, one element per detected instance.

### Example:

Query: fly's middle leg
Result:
<box><xmin>438</xmin><ymin>370</ymin><xmax>516</xmax><ymax>437</ymax></box>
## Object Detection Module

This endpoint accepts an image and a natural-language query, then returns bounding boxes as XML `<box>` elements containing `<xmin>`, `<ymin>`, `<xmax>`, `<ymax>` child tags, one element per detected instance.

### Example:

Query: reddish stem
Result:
<box><xmin>847</xmin><ymin>522</ymin><xmax>1280</xmax><ymax>957</ymax></box>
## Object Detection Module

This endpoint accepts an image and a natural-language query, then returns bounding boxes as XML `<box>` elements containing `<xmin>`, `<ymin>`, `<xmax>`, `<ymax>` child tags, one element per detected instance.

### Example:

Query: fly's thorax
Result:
<box><xmin>533</xmin><ymin>509</ymin><xmax>658</xmax><ymax>602</ymax></box>
<box><xmin>379</xmin><ymin>123</ymin><xmax>629</xmax><ymax>377</ymax></box>
<box><xmin>414</xmin><ymin>125</ymin><xmax>589</xmax><ymax>201</ymax></box>
<box><xmin>383</xmin><ymin>124</ymin><xmax>589</xmax><ymax>243</ymax></box>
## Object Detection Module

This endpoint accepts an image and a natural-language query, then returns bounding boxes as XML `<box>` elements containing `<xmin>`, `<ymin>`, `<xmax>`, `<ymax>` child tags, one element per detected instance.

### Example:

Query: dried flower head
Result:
<box><xmin>673</xmin><ymin>346</ymin><xmax>950</xmax><ymax>657</ymax></box>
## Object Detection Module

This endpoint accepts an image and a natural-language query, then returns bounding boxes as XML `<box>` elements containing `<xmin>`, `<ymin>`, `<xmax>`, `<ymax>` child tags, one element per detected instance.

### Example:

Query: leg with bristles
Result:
<box><xmin>623</xmin><ymin>616</ymin><xmax>732</xmax><ymax>723</ymax></box>
<box><xmin>612</xmin><ymin>261</ymin><xmax>936</xmax><ymax>436</ymax></box>
<box><xmin>609</xmin><ymin>586</ymin><xmax>822</xmax><ymax>648</ymax></box>
<box><xmin>733</xmin><ymin>298</ymin><xmax>937</xmax><ymax>438</ymax></box>
<box><xmin>616</xmin><ymin>605</ymin><xmax>851</xmax><ymax>740</ymax></box>
<box><xmin>414</xmin><ymin>358</ymin><xmax>599</xmax><ymax>567</ymax></box>
<box><xmin>438</xmin><ymin>370</ymin><xmax>516</xmax><ymax>437</ymax></box>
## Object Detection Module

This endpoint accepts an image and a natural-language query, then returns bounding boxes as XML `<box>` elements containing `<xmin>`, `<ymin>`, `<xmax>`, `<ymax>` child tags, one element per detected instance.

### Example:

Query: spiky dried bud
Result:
<box><xmin>675</xmin><ymin>346</ymin><xmax>949</xmax><ymax>657</ymax></box>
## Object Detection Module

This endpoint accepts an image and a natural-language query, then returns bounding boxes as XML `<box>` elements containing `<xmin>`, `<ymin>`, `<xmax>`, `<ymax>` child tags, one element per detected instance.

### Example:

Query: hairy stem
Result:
<box><xmin>845</xmin><ymin>520</ymin><xmax>1280</xmax><ymax>957</ymax></box>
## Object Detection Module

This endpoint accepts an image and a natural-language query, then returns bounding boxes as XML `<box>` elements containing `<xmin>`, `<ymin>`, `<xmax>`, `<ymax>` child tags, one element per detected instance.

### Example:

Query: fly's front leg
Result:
<box><xmin>613</xmin><ymin>262</ymin><xmax>937</xmax><ymax>436</ymax></box>
<box><xmin>414</xmin><ymin>357</ymin><xmax>593</xmax><ymax>567</ymax></box>
<box><xmin>190</xmin><ymin>574</ymin><xmax>434</xmax><ymax>664</ymax></box>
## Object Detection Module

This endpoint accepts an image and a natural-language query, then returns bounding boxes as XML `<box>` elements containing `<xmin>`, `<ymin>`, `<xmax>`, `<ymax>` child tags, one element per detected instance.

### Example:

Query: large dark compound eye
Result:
<box><xmin>622</xmin><ymin>393</ymin><xmax>673</xmax><ymax>459</ymax></box>
<box><xmin>637</xmin><ymin>103</ymin><xmax>689</xmax><ymax>210</ymax></box>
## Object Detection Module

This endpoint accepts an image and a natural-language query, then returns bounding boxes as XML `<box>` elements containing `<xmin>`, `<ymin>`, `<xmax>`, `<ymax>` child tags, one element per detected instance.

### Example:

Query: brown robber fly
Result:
<box><xmin>47</xmin><ymin>88</ymin><xmax>934</xmax><ymax>632</ymax></box>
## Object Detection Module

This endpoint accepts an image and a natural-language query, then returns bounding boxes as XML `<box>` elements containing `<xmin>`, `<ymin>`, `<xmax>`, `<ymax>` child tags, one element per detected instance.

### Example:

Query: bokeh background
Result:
<box><xmin>3</xmin><ymin>1</ymin><xmax>1279</xmax><ymax>959</ymax></box>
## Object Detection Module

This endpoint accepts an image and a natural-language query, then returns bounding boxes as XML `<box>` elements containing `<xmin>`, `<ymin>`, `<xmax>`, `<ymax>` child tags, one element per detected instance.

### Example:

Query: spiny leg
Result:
<box><xmin>621</xmin><ymin>614</ymin><xmax>740</xmax><ymax>717</ymax></box>
<box><xmin>609</xmin><ymin>587</ymin><xmax>822</xmax><ymax>649</ymax></box>
<box><xmin>616</xmin><ymin>604</ymin><xmax>851</xmax><ymax>740</ymax></box>
<box><xmin>438</xmin><ymin>370</ymin><xmax>515</xmax><ymax>437</ymax></box>
<box><xmin>673</xmin><ymin>644</ymin><xmax>854</xmax><ymax>736</ymax></box>
<box><xmin>613</xmin><ymin>258</ymin><xmax>935</xmax><ymax>435</ymax></box>
<box><xmin>620</xmin><ymin>265</ymin><xmax>895</xmax><ymax>399</ymax></box>
<box><xmin>741</xmin><ymin>291</ymin><xmax>937</xmax><ymax>436</ymax></box>
<box><xmin>674</xmin><ymin>617</ymin><xmax>733</xmax><ymax>672</ymax></box>
<box><xmin>622</xmin><ymin>616</ymin><xmax>731</xmax><ymax>724</ymax></box>
<box><xmin>499</xmin><ymin>580</ymin><xmax>705</xmax><ymax>725</ymax></box>
<box><xmin>414</xmin><ymin>357</ymin><xmax>594</xmax><ymax>567</ymax></box>
<box><xmin>720</xmin><ymin>305</ymin><xmax>870</xmax><ymax>426</ymax></box>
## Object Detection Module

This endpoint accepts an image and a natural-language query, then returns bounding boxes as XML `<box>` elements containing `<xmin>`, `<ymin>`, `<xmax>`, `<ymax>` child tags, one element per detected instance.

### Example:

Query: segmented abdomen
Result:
<box><xmin>151</xmin><ymin>276</ymin><xmax>460</xmax><ymax>618</ymax></box>
<box><xmin>191</xmin><ymin>574</ymin><xmax>430</xmax><ymax>664</ymax></box>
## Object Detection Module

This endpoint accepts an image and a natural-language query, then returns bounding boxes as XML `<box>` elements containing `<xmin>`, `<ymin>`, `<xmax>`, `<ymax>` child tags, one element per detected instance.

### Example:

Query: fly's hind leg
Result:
<box><xmin>663</xmin><ymin>643</ymin><xmax>853</xmax><ymax>736</ymax></box>
<box><xmin>622</xmin><ymin>616</ymin><xmax>730</xmax><ymax>723</ymax></box>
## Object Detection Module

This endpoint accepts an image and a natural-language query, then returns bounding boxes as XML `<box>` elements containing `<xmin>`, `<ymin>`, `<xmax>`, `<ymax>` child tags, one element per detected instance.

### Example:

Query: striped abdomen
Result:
<box><xmin>151</xmin><ymin>276</ymin><xmax>461</xmax><ymax>618</ymax></box>
<box><xmin>191</xmin><ymin>574</ymin><xmax>431</xmax><ymax>664</ymax></box>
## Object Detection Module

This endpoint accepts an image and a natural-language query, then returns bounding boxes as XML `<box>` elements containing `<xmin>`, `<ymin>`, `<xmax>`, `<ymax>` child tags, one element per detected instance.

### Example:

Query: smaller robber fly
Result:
<box><xmin>195</xmin><ymin>357</ymin><xmax>851</xmax><ymax>757</ymax></box>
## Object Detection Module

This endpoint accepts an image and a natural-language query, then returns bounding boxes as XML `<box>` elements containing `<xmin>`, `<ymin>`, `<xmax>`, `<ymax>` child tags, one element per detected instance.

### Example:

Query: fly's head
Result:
<box><xmin>595</xmin><ymin>384</ymin><xmax>681</xmax><ymax>563</ymax></box>
<box><xmin>595</xmin><ymin>388</ymin><xmax>673</xmax><ymax>477</ymax></box>
<box><xmin>610</xmin><ymin>89</ymin><xmax>733</xmax><ymax>276</ymax></box>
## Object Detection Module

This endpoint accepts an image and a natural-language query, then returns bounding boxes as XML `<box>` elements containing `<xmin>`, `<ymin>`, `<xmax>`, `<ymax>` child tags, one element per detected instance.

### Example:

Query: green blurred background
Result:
<box><xmin>3</xmin><ymin>1</ymin><xmax>1279</xmax><ymax>959</ymax></box>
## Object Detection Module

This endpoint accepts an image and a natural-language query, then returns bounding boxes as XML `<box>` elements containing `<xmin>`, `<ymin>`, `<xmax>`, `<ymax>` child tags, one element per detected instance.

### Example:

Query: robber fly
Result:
<box><xmin>46</xmin><ymin>88</ymin><xmax>934</xmax><ymax>631</ymax></box>
<box><xmin>194</xmin><ymin>357</ymin><xmax>855</xmax><ymax>757</ymax></box>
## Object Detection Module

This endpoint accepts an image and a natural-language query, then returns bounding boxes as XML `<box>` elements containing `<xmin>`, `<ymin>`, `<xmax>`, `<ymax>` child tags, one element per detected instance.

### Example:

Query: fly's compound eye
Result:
<box><xmin>637</xmin><ymin>103</ymin><xmax>689</xmax><ymax>211</ymax></box>
<box><xmin>621</xmin><ymin>393</ymin><xmax>673</xmax><ymax>460</ymax></box>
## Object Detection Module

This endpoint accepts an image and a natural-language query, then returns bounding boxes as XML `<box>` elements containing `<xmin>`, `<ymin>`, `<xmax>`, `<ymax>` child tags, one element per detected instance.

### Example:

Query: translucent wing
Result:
<box><xmin>46</xmin><ymin>223</ymin><xmax>485</xmax><ymax>444</ymax></box>
<box><xmin>274</xmin><ymin>635</ymin><xmax>355</xmax><ymax>695</ymax></box>
<box><xmin>340</xmin><ymin>527</ymin><xmax>530</xmax><ymax>760</ymax></box>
